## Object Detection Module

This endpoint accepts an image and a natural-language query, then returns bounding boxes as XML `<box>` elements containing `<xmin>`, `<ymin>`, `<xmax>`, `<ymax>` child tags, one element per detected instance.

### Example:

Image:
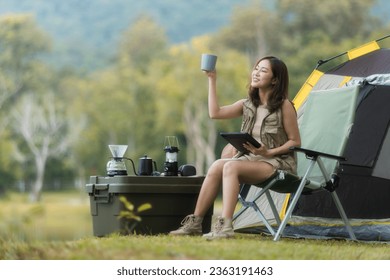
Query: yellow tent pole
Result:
<box><xmin>347</xmin><ymin>40</ymin><xmax>380</xmax><ymax>60</ymax></box>
<box><xmin>293</xmin><ymin>38</ymin><xmax>386</xmax><ymax>110</ymax></box>
<box><xmin>339</xmin><ymin>76</ymin><xmax>352</xmax><ymax>87</ymax></box>
<box><xmin>293</xmin><ymin>69</ymin><xmax>324</xmax><ymax>109</ymax></box>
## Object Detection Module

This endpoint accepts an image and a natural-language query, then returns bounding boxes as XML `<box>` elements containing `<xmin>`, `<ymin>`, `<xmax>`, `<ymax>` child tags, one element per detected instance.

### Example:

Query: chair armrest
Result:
<box><xmin>290</xmin><ymin>147</ymin><xmax>346</xmax><ymax>161</ymax></box>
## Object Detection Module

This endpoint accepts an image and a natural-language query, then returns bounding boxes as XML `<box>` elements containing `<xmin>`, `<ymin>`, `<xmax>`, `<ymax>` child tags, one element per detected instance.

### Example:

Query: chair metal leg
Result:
<box><xmin>233</xmin><ymin>195</ymin><xmax>250</xmax><ymax>221</ymax></box>
<box><xmin>317</xmin><ymin>158</ymin><xmax>356</xmax><ymax>240</ymax></box>
<box><xmin>331</xmin><ymin>191</ymin><xmax>357</xmax><ymax>240</ymax></box>
<box><xmin>234</xmin><ymin>162</ymin><xmax>356</xmax><ymax>241</ymax></box>
<box><xmin>265</xmin><ymin>190</ymin><xmax>281</xmax><ymax>226</ymax></box>
<box><xmin>234</xmin><ymin>174</ymin><xmax>286</xmax><ymax>236</ymax></box>
<box><xmin>249</xmin><ymin>199</ymin><xmax>276</xmax><ymax>236</ymax></box>
<box><xmin>273</xmin><ymin>159</ymin><xmax>317</xmax><ymax>241</ymax></box>
<box><xmin>234</xmin><ymin>185</ymin><xmax>277</xmax><ymax>236</ymax></box>
<box><xmin>233</xmin><ymin>184</ymin><xmax>254</xmax><ymax>221</ymax></box>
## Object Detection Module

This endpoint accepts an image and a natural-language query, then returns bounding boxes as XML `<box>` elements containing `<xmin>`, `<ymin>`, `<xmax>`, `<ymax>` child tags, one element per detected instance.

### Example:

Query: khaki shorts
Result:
<box><xmin>235</xmin><ymin>154</ymin><xmax>280</xmax><ymax>171</ymax></box>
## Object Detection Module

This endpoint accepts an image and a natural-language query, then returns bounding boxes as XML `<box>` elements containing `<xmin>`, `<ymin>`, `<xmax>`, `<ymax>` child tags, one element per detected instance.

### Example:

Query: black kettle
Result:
<box><xmin>138</xmin><ymin>155</ymin><xmax>157</xmax><ymax>176</ymax></box>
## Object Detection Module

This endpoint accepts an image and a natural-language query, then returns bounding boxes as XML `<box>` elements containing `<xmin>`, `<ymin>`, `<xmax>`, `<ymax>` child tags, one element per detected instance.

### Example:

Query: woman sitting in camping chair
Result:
<box><xmin>170</xmin><ymin>56</ymin><xmax>301</xmax><ymax>240</ymax></box>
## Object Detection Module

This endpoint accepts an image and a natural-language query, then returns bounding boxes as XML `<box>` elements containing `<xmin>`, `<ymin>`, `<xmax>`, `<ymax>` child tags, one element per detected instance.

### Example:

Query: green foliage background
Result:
<box><xmin>0</xmin><ymin>0</ymin><xmax>253</xmax><ymax>71</ymax></box>
<box><xmin>0</xmin><ymin>0</ymin><xmax>390</xmax><ymax>197</ymax></box>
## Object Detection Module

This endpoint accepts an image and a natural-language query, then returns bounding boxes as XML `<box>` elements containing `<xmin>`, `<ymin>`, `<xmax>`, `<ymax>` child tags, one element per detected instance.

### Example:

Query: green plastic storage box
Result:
<box><xmin>86</xmin><ymin>175</ymin><xmax>212</xmax><ymax>236</ymax></box>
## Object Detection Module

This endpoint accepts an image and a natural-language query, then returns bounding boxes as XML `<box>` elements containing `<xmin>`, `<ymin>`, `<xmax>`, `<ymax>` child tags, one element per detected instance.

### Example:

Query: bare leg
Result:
<box><xmin>194</xmin><ymin>159</ymin><xmax>230</xmax><ymax>217</ymax></box>
<box><xmin>221</xmin><ymin>160</ymin><xmax>275</xmax><ymax>218</ymax></box>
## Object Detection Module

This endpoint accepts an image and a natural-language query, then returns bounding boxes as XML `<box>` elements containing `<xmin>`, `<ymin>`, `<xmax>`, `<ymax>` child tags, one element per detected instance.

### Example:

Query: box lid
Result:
<box><xmin>86</xmin><ymin>175</ymin><xmax>205</xmax><ymax>194</ymax></box>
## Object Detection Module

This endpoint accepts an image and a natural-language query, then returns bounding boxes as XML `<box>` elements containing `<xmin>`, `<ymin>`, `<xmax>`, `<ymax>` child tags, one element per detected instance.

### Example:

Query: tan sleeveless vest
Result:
<box><xmin>236</xmin><ymin>99</ymin><xmax>297</xmax><ymax>173</ymax></box>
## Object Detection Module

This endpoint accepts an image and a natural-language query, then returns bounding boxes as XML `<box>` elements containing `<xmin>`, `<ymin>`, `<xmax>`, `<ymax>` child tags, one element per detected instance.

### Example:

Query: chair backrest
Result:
<box><xmin>297</xmin><ymin>85</ymin><xmax>360</xmax><ymax>183</ymax></box>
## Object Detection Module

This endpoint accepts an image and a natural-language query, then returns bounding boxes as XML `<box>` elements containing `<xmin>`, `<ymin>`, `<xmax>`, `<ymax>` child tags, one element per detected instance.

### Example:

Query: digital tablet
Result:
<box><xmin>220</xmin><ymin>132</ymin><xmax>261</xmax><ymax>154</ymax></box>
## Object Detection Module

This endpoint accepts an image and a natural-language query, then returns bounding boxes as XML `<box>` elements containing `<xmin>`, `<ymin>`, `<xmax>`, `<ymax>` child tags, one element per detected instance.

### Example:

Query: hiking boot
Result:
<box><xmin>169</xmin><ymin>214</ymin><xmax>203</xmax><ymax>236</ymax></box>
<box><xmin>203</xmin><ymin>216</ymin><xmax>234</xmax><ymax>240</ymax></box>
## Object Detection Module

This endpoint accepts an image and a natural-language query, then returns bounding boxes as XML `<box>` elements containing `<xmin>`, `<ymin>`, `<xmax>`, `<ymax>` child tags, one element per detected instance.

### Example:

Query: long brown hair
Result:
<box><xmin>248</xmin><ymin>56</ymin><xmax>289</xmax><ymax>113</ymax></box>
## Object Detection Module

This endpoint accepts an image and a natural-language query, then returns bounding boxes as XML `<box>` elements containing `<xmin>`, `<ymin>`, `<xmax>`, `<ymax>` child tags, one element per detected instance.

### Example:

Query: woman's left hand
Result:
<box><xmin>243</xmin><ymin>142</ymin><xmax>271</xmax><ymax>157</ymax></box>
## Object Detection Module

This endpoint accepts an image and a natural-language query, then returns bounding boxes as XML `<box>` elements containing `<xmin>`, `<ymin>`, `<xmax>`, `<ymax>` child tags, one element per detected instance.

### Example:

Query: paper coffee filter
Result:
<box><xmin>108</xmin><ymin>145</ymin><xmax>128</xmax><ymax>158</ymax></box>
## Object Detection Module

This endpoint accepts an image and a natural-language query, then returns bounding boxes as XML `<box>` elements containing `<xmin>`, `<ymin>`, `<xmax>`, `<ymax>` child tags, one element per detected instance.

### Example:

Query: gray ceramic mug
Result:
<box><xmin>201</xmin><ymin>54</ymin><xmax>217</xmax><ymax>71</ymax></box>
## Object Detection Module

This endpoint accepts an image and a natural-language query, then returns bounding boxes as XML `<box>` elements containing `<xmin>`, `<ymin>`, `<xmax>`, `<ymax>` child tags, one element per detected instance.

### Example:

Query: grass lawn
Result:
<box><xmin>3</xmin><ymin>234</ymin><xmax>390</xmax><ymax>260</ymax></box>
<box><xmin>0</xmin><ymin>191</ymin><xmax>389</xmax><ymax>260</ymax></box>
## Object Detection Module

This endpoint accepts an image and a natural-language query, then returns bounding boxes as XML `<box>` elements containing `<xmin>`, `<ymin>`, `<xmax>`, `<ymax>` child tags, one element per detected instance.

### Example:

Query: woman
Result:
<box><xmin>170</xmin><ymin>56</ymin><xmax>301</xmax><ymax>240</ymax></box>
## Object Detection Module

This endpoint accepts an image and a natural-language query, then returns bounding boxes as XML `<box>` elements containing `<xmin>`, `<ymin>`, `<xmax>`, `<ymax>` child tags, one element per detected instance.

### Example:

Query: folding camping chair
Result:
<box><xmin>233</xmin><ymin>85</ymin><xmax>359</xmax><ymax>241</ymax></box>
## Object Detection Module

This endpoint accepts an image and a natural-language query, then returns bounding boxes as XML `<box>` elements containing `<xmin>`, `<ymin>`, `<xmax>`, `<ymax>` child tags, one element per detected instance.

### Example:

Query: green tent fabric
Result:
<box><xmin>297</xmin><ymin>86</ymin><xmax>358</xmax><ymax>183</ymax></box>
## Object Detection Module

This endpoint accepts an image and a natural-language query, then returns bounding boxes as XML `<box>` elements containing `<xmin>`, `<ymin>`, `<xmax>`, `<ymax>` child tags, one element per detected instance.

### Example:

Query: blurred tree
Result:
<box><xmin>0</xmin><ymin>14</ymin><xmax>52</xmax><ymax>192</ymax></box>
<box><xmin>11</xmin><ymin>93</ymin><xmax>79</xmax><ymax>202</ymax></box>
<box><xmin>66</xmin><ymin>15</ymin><xmax>171</xmax><ymax>177</ymax></box>
<box><xmin>276</xmin><ymin>0</ymin><xmax>382</xmax><ymax>95</ymax></box>
<box><xmin>0</xmin><ymin>130</ymin><xmax>19</xmax><ymax>194</ymax></box>
<box><xmin>154</xmin><ymin>36</ymin><xmax>248</xmax><ymax>174</ymax></box>
<box><xmin>0</xmin><ymin>14</ymin><xmax>50</xmax><ymax>112</ymax></box>
<box><xmin>114</xmin><ymin>15</ymin><xmax>170</xmax><ymax>166</ymax></box>
<box><xmin>74</xmin><ymin>70</ymin><xmax>138</xmax><ymax>175</ymax></box>
<box><xmin>277</xmin><ymin>0</ymin><xmax>379</xmax><ymax>43</ymax></box>
<box><xmin>117</xmin><ymin>14</ymin><xmax>168</xmax><ymax>74</ymax></box>
<box><xmin>211</xmin><ymin>0</ymin><xmax>280</xmax><ymax>63</ymax></box>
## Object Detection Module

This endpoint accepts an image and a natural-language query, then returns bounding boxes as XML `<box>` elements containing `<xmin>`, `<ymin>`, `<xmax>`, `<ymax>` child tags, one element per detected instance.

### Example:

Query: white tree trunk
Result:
<box><xmin>12</xmin><ymin>94</ymin><xmax>78</xmax><ymax>202</ymax></box>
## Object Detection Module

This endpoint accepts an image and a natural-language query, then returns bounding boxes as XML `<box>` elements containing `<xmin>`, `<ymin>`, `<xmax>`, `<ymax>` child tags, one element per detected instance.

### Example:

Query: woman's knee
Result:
<box><xmin>210</xmin><ymin>159</ymin><xmax>226</xmax><ymax>170</ymax></box>
<box><xmin>206</xmin><ymin>159</ymin><xmax>225</xmax><ymax>176</ymax></box>
<box><xmin>222</xmin><ymin>160</ymin><xmax>239</xmax><ymax>176</ymax></box>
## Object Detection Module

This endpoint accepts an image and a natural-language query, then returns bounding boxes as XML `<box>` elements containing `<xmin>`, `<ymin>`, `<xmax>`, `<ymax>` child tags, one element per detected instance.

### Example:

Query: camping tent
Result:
<box><xmin>233</xmin><ymin>35</ymin><xmax>390</xmax><ymax>241</ymax></box>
